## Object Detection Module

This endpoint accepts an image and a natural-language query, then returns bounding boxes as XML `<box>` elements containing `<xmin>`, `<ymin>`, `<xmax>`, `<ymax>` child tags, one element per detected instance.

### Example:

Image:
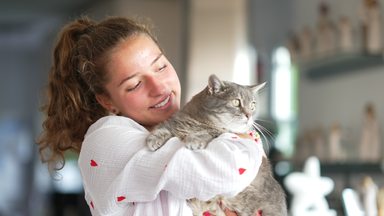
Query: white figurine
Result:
<box><xmin>359</xmin><ymin>104</ymin><xmax>381</xmax><ymax>163</ymax></box>
<box><xmin>284</xmin><ymin>156</ymin><xmax>337</xmax><ymax>216</ymax></box>
<box><xmin>338</xmin><ymin>16</ymin><xmax>354</xmax><ymax>52</ymax></box>
<box><xmin>296</xmin><ymin>130</ymin><xmax>313</xmax><ymax>163</ymax></box>
<box><xmin>315</xmin><ymin>3</ymin><xmax>336</xmax><ymax>57</ymax></box>
<box><xmin>360</xmin><ymin>176</ymin><xmax>379</xmax><ymax>216</ymax></box>
<box><xmin>328</xmin><ymin>124</ymin><xmax>346</xmax><ymax>163</ymax></box>
<box><xmin>299</xmin><ymin>26</ymin><xmax>313</xmax><ymax>59</ymax></box>
<box><xmin>286</xmin><ymin>32</ymin><xmax>300</xmax><ymax>62</ymax></box>
<box><xmin>313</xmin><ymin>127</ymin><xmax>325</xmax><ymax>163</ymax></box>
<box><xmin>359</xmin><ymin>0</ymin><xmax>383</xmax><ymax>54</ymax></box>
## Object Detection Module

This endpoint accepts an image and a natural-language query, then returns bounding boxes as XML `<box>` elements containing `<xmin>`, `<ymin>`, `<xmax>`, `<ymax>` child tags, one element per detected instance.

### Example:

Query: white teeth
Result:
<box><xmin>153</xmin><ymin>95</ymin><xmax>170</xmax><ymax>108</ymax></box>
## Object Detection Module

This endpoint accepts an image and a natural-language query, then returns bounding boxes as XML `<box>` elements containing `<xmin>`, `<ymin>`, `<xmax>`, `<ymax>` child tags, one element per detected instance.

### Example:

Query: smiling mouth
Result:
<box><xmin>151</xmin><ymin>94</ymin><xmax>171</xmax><ymax>108</ymax></box>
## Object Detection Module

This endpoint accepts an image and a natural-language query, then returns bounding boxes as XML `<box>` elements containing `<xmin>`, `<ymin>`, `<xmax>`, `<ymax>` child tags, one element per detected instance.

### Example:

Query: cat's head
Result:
<box><xmin>202</xmin><ymin>74</ymin><xmax>265</xmax><ymax>134</ymax></box>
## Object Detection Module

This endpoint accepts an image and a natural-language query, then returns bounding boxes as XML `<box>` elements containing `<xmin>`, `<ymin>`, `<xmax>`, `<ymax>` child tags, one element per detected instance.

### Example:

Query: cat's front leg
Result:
<box><xmin>184</xmin><ymin>132</ymin><xmax>216</xmax><ymax>150</ymax></box>
<box><xmin>146</xmin><ymin>127</ymin><xmax>172</xmax><ymax>151</ymax></box>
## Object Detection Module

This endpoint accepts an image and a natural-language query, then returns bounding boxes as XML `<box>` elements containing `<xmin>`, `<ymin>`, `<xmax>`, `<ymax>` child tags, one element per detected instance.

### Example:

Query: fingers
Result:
<box><xmin>235</xmin><ymin>133</ymin><xmax>254</xmax><ymax>140</ymax></box>
<box><xmin>223</xmin><ymin>208</ymin><xmax>238</xmax><ymax>216</ymax></box>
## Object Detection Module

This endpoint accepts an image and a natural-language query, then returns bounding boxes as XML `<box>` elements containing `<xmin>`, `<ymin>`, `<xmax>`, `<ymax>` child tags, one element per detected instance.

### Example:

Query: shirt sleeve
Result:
<box><xmin>78</xmin><ymin>116</ymin><xmax>263</xmax><ymax>214</ymax></box>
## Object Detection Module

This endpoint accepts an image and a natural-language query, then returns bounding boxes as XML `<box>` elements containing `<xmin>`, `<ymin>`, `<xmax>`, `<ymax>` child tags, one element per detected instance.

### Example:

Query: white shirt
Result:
<box><xmin>78</xmin><ymin>116</ymin><xmax>263</xmax><ymax>216</ymax></box>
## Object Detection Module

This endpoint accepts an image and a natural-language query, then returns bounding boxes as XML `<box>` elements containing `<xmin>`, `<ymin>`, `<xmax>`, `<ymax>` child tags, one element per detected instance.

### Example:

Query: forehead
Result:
<box><xmin>107</xmin><ymin>36</ymin><xmax>161</xmax><ymax>82</ymax></box>
<box><xmin>114</xmin><ymin>35</ymin><xmax>159</xmax><ymax>60</ymax></box>
<box><xmin>220</xmin><ymin>83</ymin><xmax>254</xmax><ymax>101</ymax></box>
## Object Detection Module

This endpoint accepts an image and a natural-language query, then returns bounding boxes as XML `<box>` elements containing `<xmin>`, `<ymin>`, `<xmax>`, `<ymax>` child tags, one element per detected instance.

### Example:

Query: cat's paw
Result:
<box><xmin>146</xmin><ymin>128</ymin><xmax>172</xmax><ymax>151</ymax></box>
<box><xmin>185</xmin><ymin>137</ymin><xmax>208</xmax><ymax>150</ymax></box>
<box><xmin>184</xmin><ymin>133</ymin><xmax>214</xmax><ymax>150</ymax></box>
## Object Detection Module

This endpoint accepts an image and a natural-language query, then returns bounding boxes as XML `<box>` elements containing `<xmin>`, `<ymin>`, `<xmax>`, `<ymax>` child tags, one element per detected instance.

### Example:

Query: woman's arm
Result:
<box><xmin>78</xmin><ymin>116</ymin><xmax>263</xmax><ymax>213</ymax></box>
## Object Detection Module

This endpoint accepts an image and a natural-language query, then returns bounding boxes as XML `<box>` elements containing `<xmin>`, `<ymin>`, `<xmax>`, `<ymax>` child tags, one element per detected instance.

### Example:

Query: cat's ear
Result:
<box><xmin>208</xmin><ymin>74</ymin><xmax>225</xmax><ymax>95</ymax></box>
<box><xmin>250</xmin><ymin>82</ymin><xmax>266</xmax><ymax>94</ymax></box>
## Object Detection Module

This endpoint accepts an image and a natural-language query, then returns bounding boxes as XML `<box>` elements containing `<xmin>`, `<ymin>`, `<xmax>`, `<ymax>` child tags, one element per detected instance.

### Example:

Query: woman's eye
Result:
<box><xmin>127</xmin><ymin>82</ymin><xmax>141</xmax><ymax>92</ymax></box>
<box><xmin>158</xmin><ymin>65</ymin><xmax>167</xmax><ymax>72</ymax></box>
<box><xmin>250</xmin><ymin>102</ymin><xmax>256</xmax><ymax>110</ymax></box>
<box><xmin>232</xmin><ymin>99</ymin><xmax>240</xmax><ymax>107</ymax></box>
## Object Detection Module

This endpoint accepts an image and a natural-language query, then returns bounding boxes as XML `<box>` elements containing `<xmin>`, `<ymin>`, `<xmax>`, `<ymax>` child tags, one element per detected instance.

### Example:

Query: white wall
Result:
<box><xmin>186</xmin><ymin>0</ymin><xmax>250</xmax><ymax>101</ymax></box>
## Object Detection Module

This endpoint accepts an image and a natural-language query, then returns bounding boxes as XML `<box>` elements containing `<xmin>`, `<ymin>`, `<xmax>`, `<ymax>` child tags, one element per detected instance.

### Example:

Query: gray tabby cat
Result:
<box><xmin>146</xmin><ymin>74</ymin><xmax>287</xmax><ymax>216</ymax></box>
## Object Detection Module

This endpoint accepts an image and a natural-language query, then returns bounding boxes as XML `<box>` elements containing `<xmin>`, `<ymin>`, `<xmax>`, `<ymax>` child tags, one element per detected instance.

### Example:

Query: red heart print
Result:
<box><xmin>133</xmin><ymin>202</ymin><xmax>135</xmax><ymax>205</ymax></box>
<box><xmin>117</xmin><ymin>196</ymin><xmax>126</xmax><ymax>201</ymax></box>
<box><xmin>238</xmin><ymin>168</ymin><xmax>246</xmax><ymax>175</ymax></box>
<box><xmin>90</xmin><ymin>201</ymin><xmax>94</xmax><ymax>209</ymax></box>
<box><xmin>90</xmin><ymin>160</ymin><xmax>98</xmax><ymax>167</ymax></box>
<box><xmin>231</xmin><ymin>136</ymin><xmax>238</xmax><ymax>139</ymax></box>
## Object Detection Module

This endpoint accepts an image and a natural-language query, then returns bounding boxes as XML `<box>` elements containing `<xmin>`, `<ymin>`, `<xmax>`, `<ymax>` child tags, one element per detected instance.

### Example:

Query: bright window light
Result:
<box><xmin>271</xmin><ymin>46</ymin><xmax>296</xmax><ymax>157</ymax></box>
<box><xmin>272</xmin><ymin>47</ymin><xmax>292</xmax><ymax>121</ymax></box>
<box><xmin>234</xmin><ymin>46</ymin><xmax>254</xmax><ymax>85</ymax></box>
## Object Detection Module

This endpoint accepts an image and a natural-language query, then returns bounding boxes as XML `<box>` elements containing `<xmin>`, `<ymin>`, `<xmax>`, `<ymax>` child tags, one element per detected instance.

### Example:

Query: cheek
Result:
<box><xmin>167</xmin><ymin>67</ymin><xmax>180</xmax><ymax>87</ymax></box>
<box><xmin>117</xmin><ymin>93</ymin><xmax>143</xmax><ymax>113</ymax></box>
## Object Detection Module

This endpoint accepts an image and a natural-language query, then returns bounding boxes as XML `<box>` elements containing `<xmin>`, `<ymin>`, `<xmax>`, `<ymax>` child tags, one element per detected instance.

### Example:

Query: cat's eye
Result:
<box><xmin>232</xmin><ymin>99</ymin><xmax>240</xmax><ymax>107</ymax></box>
<box><xmin>250</xmin><ymin>102</ymin><xmax>256</xmax><ymax>110</ymax></box>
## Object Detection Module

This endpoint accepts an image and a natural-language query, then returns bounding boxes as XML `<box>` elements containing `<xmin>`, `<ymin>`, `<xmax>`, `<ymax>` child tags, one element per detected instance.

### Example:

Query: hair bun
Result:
<box><xmin>80</xmin><ymin>25</ymin><xmax>96</xmax><ymax>36</ymax></box>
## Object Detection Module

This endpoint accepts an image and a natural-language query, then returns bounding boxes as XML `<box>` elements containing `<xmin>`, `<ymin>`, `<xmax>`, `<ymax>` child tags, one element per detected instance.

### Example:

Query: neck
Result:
<box><xmin>143</xmin><ymin>124</ymin><xmax>158</xmax><ymax>132</ymax></box>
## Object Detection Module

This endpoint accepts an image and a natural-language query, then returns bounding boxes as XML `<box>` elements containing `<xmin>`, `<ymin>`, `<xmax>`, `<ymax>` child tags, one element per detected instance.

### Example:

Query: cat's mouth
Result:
<box><xmin>150</xmin><ymin>93</ymin><xmax>171</xmax><ymax>109</ymax></box>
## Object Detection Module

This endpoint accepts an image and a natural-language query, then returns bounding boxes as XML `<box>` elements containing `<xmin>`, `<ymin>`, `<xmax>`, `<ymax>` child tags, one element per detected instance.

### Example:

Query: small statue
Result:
<box><xmin>328</xmin><ymin>124</ymin><xmax>346</xmax><ymax>163</ymax></box>
<box><xmin>313</xmin><ymin>126</ymin><xmax>326</xmax><ymax>163</ymax></box>
<box><xmin>377</xmin><ymin>186</ymin><xmax>384</xmax><ymax>216</ymax></box>
<box><xmin>359</xmin><ymin>104</ymin><xmax>381</xmax><ymax>163</ymax></box>
<box><xmin>358</xmin><ymin>0</ymin><xmax>383</xmax><ymax>54</ymax></box>
<box><xmin>299</xmin><ymin>26</ymin><xmax>313</xmax><ymax>59</ymax></box>
<box><xmin>286</xmin><ymin>32</ymin><xmax>300</xmax><ymax>63</ymax></box>
<box><xmin>315</xmin><ymin>3</ymin><xmax>336</xmax><ymax>57</ymax></box>
<box><xmin>359</xmin><ymin>175</ymin><xmax>379</xmax><ymax>216</ymax></box>
<box><xmin>338</xmin><ymin>16</ymin><xmax>354</xmax><ymax>52</ymax></box>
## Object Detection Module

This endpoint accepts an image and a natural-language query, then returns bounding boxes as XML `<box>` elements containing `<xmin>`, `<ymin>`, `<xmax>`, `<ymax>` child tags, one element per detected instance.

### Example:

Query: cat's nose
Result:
<box><xmin>246</xmin><ymin>114</ymin><xmax>252</xmax><ymax>120</ymax></box>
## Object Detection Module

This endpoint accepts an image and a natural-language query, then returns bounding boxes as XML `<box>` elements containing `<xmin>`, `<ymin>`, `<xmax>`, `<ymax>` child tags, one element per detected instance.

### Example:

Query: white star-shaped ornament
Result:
<box><xmin>284</xmin><ymin>156</ymin><xmax>337</xmax><ymax>216</ymax></box>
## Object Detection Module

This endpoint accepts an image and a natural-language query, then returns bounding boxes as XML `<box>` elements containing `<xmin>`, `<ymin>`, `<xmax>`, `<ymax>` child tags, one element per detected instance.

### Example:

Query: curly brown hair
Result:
<box><xmin>36</xmin><ymin>16</ymin><xmax>162</xmax><ymax>173</ymax></box>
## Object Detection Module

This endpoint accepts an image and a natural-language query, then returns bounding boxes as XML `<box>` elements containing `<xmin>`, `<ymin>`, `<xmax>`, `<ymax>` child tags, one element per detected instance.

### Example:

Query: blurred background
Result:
<box><xmin>1</xmin><ymin>0</ymin><xmax>384</xmax><ymax>215</ymax></box>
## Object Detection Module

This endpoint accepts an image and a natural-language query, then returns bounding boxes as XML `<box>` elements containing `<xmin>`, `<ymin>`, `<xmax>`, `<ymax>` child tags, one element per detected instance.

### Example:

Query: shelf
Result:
<box><xmin>320</xmin><ymin>163</ymin><xmax>383</xmax><ymax>174</ymax></box>
<box><xmin>299</xmin><ymin>52</ymin><xmax>384</xmax><ymax>79</ymax></box>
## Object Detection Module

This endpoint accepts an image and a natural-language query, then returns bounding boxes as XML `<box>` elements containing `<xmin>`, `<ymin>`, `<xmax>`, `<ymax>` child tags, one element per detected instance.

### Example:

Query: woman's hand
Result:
<box><xmin>224</xmin><ymin>208</ymin><xmax>262</xmax><ymax>216</ymax></box>
<box><xmin>236</xmin><ymin>133</ymin><xmax>267</xmax><ymax>158</ymax></box>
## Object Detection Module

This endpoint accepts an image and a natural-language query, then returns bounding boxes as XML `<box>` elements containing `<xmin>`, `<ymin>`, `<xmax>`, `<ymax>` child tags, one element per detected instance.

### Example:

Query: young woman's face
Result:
<box><xmin>103</xmin><ymin>35</ymin><xmax>181</xmax><ymax>131</ymax></box>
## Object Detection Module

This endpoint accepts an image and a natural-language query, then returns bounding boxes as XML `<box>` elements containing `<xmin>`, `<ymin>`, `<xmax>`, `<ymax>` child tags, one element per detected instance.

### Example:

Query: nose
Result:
<box><xmin>147</xmin><ymin>75</ymin><xmax>167</xmax><ymax>97</ymax></box>
<box><xmin>246</xmin><ymin>114</ymin><xmax>252</xmax><ymax>120</ymax></box>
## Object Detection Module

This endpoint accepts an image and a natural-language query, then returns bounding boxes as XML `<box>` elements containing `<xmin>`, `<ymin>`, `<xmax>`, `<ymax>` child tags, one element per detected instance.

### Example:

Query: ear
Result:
<box><xmin>250</xmin><ymin>82</ymin><xmax>266</xmax><ymax>94</ymax></box>
<box><xmin>95</xmin><ymin>94</ymin><xmax>120</xmax><ymax>114</ymax></box>
<box><xmin>208</xmin><ymin>74</ymin><xmax>225</xmax><ymax>95</ymax></box>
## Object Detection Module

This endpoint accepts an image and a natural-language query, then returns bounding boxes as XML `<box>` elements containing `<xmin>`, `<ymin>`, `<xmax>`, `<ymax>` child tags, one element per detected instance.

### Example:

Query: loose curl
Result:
<box><xmin>36</xmin><ymin>16</ymin><xmax>161</xmax><ymax>174</ymax></box>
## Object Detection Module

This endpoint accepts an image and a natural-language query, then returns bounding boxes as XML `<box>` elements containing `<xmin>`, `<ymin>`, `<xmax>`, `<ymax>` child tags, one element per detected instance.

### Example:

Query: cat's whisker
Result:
<box><xmin>254</xmin><ymin>119</ymin><xmax>275</xmax><ymax>124</ymax></box>
<box><xmin>252</xmin><ymin>123</ymin><xmax>272</xmax><ymax>155</ymax></box>
<box><xmin>253</xmin><ymin>122</ymin><xmax>275</xmax><ymax>139</ymax></box>
<box><xmin>252</xmin><ymin>122</ymin><xmax>277</xmax><ymax>153</ymax></box>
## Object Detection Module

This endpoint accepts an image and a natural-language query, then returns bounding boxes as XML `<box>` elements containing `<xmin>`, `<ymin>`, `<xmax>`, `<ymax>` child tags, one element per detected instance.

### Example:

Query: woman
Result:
<box><xmin>37</xmin><ymin>16</ymin><xmax>264</xmax><ymax>216</ymax></box>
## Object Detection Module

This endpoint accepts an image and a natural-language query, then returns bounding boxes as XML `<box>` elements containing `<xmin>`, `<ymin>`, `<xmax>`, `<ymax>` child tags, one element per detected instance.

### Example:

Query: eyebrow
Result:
<box><xmin>151</xmin><ymin>53</ymin><xmax>163</xmax><ymax>66</ymax></box>
<box><xmin>117</xmin><ymin>73</ymin><xmax>138</xmax><ymax>87</ymax></box>
<box><xmin>117</xmin><ymin>53</ymin><xmax>163</xmax><ymax>88</ymax></box>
